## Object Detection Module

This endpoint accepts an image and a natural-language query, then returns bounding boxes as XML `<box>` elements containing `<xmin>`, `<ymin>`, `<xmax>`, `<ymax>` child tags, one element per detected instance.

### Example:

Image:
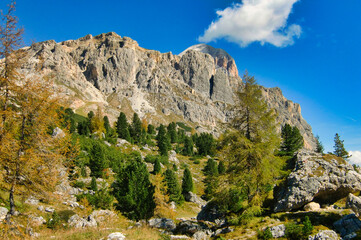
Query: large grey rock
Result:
<box><xmin>68</xmin><ymin>214</ymin><xmax>97</xmax><ymax>228</ymax></box>
<box><xmin>0</xmin><ymin>207</ymin><xmax>9</xmax><ymax>222</ymax></box>
<box><xmin>52</xmin><ymin>127</ymin><xmax>65</xmax><ymax>138</ymax></box>
<box><xmin>269</xmin><ymin>224</ymin><xmax>286</xmax><ymax>238</ymax></box>
<box><xmin>333</xmin><ymin>214</ymin><xmax>361</xmax><ymax>238</ymax></box>
<box><xmin>184</xmin><ymin>192</ymin><xmax>206</xmax><ymax>208</ymax></box>
<box><xmin>18</xmin><ymin>33</ymin><xmax>316</xmax><ymax>149</ymax></box>
<box><xmin>148</xmin><ymin>218</ymin><xmax>176</xmax><ymax>231</ymax></box>
<box><xmin>192</xmin><ymin>231</ymin><xmax>210</xmax><ymax>240</ymax></box>
<box><xmin>30</xmin><ymin>216</ymin><xmax>46</xmax><ymax>226</ymax></box>
<box><xmin>107</xmin><ymin>232</ymin><xmax>126</xmax><ymax>240</ymax></box>
<box><xmin>346</xmin><ymin>193</ymin><xmax>361</xmax><ymax>216</ymax></box>
<box><xmin>308</xmin><ymin>230</ymin><xmax>339</xmax><ymax>240</ymax></box>
<box><xmin>274</xmin><ymin>151</ymin><xmax>361</xmax><ymax>212</ymax></box>
<box><xmin>90</xmin><ymin>209</ymin><xmax>117</xmax><ymax>223</ymax></box>
<box><xmin>197</xmin><ymin>204</ymin><xmax>226</xmax><ymax>227</ymax></box>
<box><xmin>304</xmin><ymin>202</ymin><xmax>321</xmax><ymax>212</ymax></box>
<box><xmin>175</xmin><ymin>221</ymin><xmax>204</xmax><ymax>235</ymax></box>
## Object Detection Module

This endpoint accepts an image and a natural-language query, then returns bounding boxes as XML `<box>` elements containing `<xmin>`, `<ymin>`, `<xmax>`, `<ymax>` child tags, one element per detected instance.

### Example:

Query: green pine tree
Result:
<box><xmin>103</xmin><ymin>116</ymin><xmax>111</xmax><ymax>135</ymax></box>
<box><xmin>116</xmin><ymin>112</ymin><xmax>131</xmax><ymax>141</ymax></box>
<box><xmin>167</xmin><ymin>122</ymin><xmax>178</xmax><ymax>143</ymax></box>
<box><xmin>195</xmin><ymin>133</ymin><xmax>215</xmax><ymax>156</ymax></box>
<box><xmin>147</xmin><ymin>124</ymin><xmax>155</xmax><ymax>135</ymax></box>
<box><xmin>182</xmin><ymin>136</ymin><xmax>194</xmax><ymax>156</ymax></box>
<box><xmin>157</xmin><ymin>124</ymin><xmax>170</xmax><ymax>156</ymax></box>
<box><xmin>112</xmin><ymin>155</ymin><xmax>155</xmax><ymax>221</ymax></box>
<box><xmin>89</xmin><ymin>142</ymin><xmax>107</xmax><ymax>178</ymax></box>
<box><xmin>163</xmin><ymin>169</ymin><xmax>183</xmax><ymax>204</ymax></box>
<box><xmin>315</xmin><ymin>135</ymin><xmax>324</xmax><ymax>154</ymax></box>
<box><xmin>218</xmin><ymin>161</ymin><xmax>226</xmax><ymax>175</ymax></box>
<box><xmin>153</xmin><ymin>158</ymin><xmax>161</xmax><ymax>174</ymax></box>
<box><xmin>130</xmin><ymin>113</ymin><xmax>142</xmax><ymax>144</ymax></box>
<box><xmin>203</xmin><ymin>158</ymin><xmax>218</xmax><ymax>176</ymax></box>
<box><xmin>182</xmin><ymin>168</ymin><xmax>194</xmax><ymax>195</ymax></box>
<box><xmin>90</xmin><ymin>176</ymin><xmax>98</xmax><ymax>191</ymax></box>
<box><xmin>279</xmin><ymin>124</ymin><xmax>304</xmax><ymax>156</ymax></box>
<box><xmin>333</xmin><ymin>133</ymin><xmax>350</xmax><ymax>159</ymax></box>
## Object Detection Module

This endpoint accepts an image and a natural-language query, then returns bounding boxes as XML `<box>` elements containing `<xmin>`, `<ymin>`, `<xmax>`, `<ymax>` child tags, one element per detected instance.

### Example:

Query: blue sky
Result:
<box><xmin>3</xmin><ymin>0</ymin><xmax>361</xmax><ymax>162</ymax></box>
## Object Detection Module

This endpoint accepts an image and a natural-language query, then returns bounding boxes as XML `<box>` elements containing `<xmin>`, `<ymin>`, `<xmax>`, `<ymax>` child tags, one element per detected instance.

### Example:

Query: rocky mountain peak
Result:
<box><xmin>19</xmin><ymin>32</ymin><xmax>316</xmax><ymax>149</ymax></box>
<box><xmin>180</xmin><ymin>43</ymin><xmax>239</xmax><ymax>77</ymax></box>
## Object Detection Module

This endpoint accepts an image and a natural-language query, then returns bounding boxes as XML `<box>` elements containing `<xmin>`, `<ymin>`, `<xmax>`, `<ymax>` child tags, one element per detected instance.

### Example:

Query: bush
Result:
<box><xmin>47</xmin><ymin>211</ymin><xmax>61</xmax><ymax>229</ymax></box>
<box><xmin>258</xmin><ymin>227</ymin><xmax>273</xmax><ymax>240</ymax></box>
<box><xmin>145</xmin><ymin>154</ymin><xmax>169</xmax><ymax>165</ymax></box>
<box><xmin>58</xmin><ymin>210</ymin><xmax>76</xmax><ymax>222</ymax></box>
<box><xmin>302</xmin><ymin>216</ymin><xmax>313</xmax><ymax>237</ymax></box>
<box><xmin>285</xmin><ymin>223</ymin><xmax>303</xmax><ymax>240</ymax></box>
<box><xmin>194</xmin><ymin>159</ymin><xmax>200</xmax><ymax>164</ymax></box>
<box><xmin>71</xmin><ymin>180</ymin><xmax>85</xmax><ymax>189</ymax></box>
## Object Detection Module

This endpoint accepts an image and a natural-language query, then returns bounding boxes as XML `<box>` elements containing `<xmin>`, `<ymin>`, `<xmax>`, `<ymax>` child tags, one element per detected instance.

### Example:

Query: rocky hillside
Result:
<box><xmin>19</xmin><ymin>32</ymin><xmax>316</xmax><ymax>149</ymax></box>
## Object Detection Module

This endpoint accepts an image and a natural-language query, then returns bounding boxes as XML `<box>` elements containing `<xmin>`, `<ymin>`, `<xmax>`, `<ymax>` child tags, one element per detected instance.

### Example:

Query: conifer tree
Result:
<box><xmin>182</xmin><ymin>168</ymin><xmax>194</xmax><ymax>195</ymax></box>
<box><xmin>147</xmin><ymin>124</ymin><xmax>155</xmax><ymax>135</ymax></box>
<box><xmin>103</xmin><ymin>116</ymin><xmax>111</xmax><ymax>135</ymax></box>
<box><xmin>163</xmin><ymin>169</ymin><xmax>183</xmax><ymax>204</ymax></box>
<box><xmin>218</xmin><ymin>161</ymin><xmax>226</xmax><ymax>175</ymax></box>
<box><xmin>315</xmin><ymin>135</ymin><xmax>324</xmax><ymax>154</ymax></box>
<box><xmin>203</xmin><ymin>158</ymin><xmax>218</xmax><ymax>176</ymax></box>
<box><xmin>130</xmin><ymin>112</ymin><xmax>142</xmax><ymax>144</ymax></box>
<box><xmin>116</xmin><ymin>112</ymin><xmax>131</xmax><ymax>141</ymax></box>
<box><xmin>153</xmin><ymin>157</ymin><xmax>161</xmax><ymax>174</ymax></box>
<box><xmin>183</xmin><ymin>136</ymin><xmax>194</xmax><ymax>156</ymax></box>
<box><xmin>90</xmin><ymin>176</ymin><xmax>98</xmax><ymax>191</ymax></box>
<box><xmin>157</xmin><ymin>124</ymin><xmax>170</xmax><ymax>156</ymax></box>
<box><xmin>195</xmin><ymin>133</ymin><xmax>215</xmax><ymax>156</ymax></box>
<box><xmin>112</xmin><ymin>155</ymin><xmax>155</xmax><ymax>221</ymax></box>
<box><xmin>279</xmin><ymin>124</ymin><xmax>304</xmax><ymax>156</ymax></box>
<box><xmin>217</xmin><ymin>73</ymin><xmax>281</xmax><ymax>217</ymax></box>
<box><xmin>167</xmin><ymin>122</ymin><xmax>178</xmax><ymax>143</ymax></box>
<box><xmin>0</xmin><ymin>1</ymin><xmax>74</xmax><ymax>219</ymax></box>
<box><xmin>333</xmin><ymin>133</ymin><xmax>349</xmax><ymax>159</ymax></box>
<box><xmin>89</xmin><ymin>142</ymin><xmax>107</xmax><ymax>178</ymax></box>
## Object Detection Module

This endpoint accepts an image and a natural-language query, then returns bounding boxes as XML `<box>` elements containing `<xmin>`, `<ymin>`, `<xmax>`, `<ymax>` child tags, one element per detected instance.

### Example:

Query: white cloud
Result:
<box><xmin>198</xmin><ymin>0</ymin><xmax>302</xmax><ymax>47</ymax></box>
<box><xmin>349</xmin><ymin>151</ymin><xmax>361</xmax><ymax>166</ymax></box>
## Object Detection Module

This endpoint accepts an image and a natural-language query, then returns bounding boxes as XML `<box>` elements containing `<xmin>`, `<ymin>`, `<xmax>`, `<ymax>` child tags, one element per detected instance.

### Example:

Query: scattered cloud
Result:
<box><xmin>349</xmin><ymin>151</ymin><xmax>361</xmax><ymax>166</ymax></box>
<box><xmin>198</xmin><ymin>0</ymin><xmax>302</xmax><ymax>47</ymax></box>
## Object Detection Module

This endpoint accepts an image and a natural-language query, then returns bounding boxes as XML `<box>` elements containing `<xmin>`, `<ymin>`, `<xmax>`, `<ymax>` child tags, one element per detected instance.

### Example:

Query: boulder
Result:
<box><xmin>269</xmin><ymin>224</ymin><xmax>286</xmax><ymax>238</ymax></box>
<box><xmin>90</xmin><ymin>210</ymin><xmax>117</xmax><ymax>223</ymax></box>
<box><xmin>30</xmin><ymin>216</ymin><xmax>46</xmax><ymax>226</ymax></box>
<box><xmin>52</xmin><ymin>127</ymin><xmax>65</xmax><ymax>138</ymax></box>
<box><xmin>192</xmin><ymin>231</ymin><xmax>210</xmax><ymax>240</ymax></box>
<box><xmin>175</xmin><ymin>221</ymin><xmax>204</xmax><ymax>235</ymax></box>
<box><xmin>170</xmin><ymin>235</ymin><xmax>189</xmax><ymax>239</ymax></box>
<box><xmin>333</xmin><ymin>214</ymin><xmax>361</xmax><ymax>238</ymax></box>
<box><xmin>274</xmin><ymin>151</ymin><xmax>361</xmax><ymax>212</ymax></box>
<box><xmin>184</xmin><ymin>192</ymin><xmax>206</xmax><ymax>208</ymax></box>
<box><xmin>304</xmin><ymin>202</ymin><xmax>321</xmax><ymax>212</ymax></box>
<box><xmin>45</xmin><ymin>207</ymin><xmax>55</xmax><ymax>213</ymax></box>
<box><xmin>148</xmin><ymin>218</ymin><xmax>176</xmax><ymax>231</ymax></box>
<box><xmin>346</xmin><ymin>193</ymin><xmax>361</xmax><ymax>216</ymax></box>
<box><xmin>197</xmin><ymin>204</ymin><xmax>226</xmax><ymax>227</ymax></box>
<box><xmin>68</xmin><ymin>214</ymin><xmax>97</xmax><ymax>228</ymax></box>
<box><xmin>107</xmin><ymin>232</ymin><xmax>126</xmax><ymax>240</ymax></box>
<box><xmin>0</xmin><ymin>207</ymin><xmax>9</xmax><ymax>222</ymax></box>
<box><xmin>308</xmin><ymin>230</ymin><xmax>339</xmax><ymax>240</ymax></box>
<box><xmin>25</xmin><ymin>196</ymin><xmax>39</xmax><ymax>205</ymax></box>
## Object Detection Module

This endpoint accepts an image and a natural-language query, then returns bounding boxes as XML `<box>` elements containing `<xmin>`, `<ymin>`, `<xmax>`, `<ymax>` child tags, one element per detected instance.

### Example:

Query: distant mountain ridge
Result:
<box><xmin>19</xmin><ymin>32</ymin><xmax>316</xmax><ymax>149</ymax></box>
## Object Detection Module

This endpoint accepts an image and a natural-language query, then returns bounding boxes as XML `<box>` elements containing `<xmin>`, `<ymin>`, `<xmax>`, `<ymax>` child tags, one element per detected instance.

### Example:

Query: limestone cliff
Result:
<box><xmin>19</xmin><ymin>32</ymin><xmax>316</xmax><ymax>149</ymax></box>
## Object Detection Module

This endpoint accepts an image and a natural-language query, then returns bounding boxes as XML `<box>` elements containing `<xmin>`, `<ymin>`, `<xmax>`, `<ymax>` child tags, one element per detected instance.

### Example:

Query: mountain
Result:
<box><xmin>20</xmin><ymin>32</ymin><xmax>316</xmax><ymax>149</ymax></box>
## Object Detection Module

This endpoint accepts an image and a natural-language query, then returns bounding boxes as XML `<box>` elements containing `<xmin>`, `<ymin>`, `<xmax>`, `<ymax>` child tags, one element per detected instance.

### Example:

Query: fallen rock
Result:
<box><xmin>107</xmin><ymin>232</ymin><xmax>126</xmax><ymax>240</ymax></box>
<box><xmin>192</xmin><ymin>231</ymin><xmax>210</xmax><ymax>240</ymax></box>
<box><xmin>0</xmin><ymin>207</ymin><xmax>9</xmax><ymax>222</ymax></box>
<box><xmin>45</xmin><ymin>207</ymin><xmax>55</xmax><ymax>213</ymax></box>
<box><xmin>148</xmin><ymin>218</ymin><xmax>176</xmax><ymax>231</ymax></box>
<box><xmin>90</xmin><ymin>210</ymin><xmax>117</xmax><ymax>223</ymax></box>
<box><xmin>197</xmin><ymin>204</ymin><xmax>226</xmax><ymax>227</ymax></box>
<box><xmin>274</xmin><ymin>151</ymin><xmax>361</xmax><ymax>212</ymax></box>
<box><xmin>25</xmin><ymin>196</ymin><xmax>39</xmax><ymax>205</ymax></box>
<box><xmin>175</xmin><ymin>221</ymin><xmax>204</xmax><ymax>235</ymax></box>
<box><xmin>52</xmin><ymin>127</ymin><xmax>65</xmax><ymax>138</ymax></box>
<box><xmin>169</xmin><ymin>150</ymin><xmax>180</xmax><ymax>165</ymax></box>
<box><xmin>170</xmin><ymin>235</ymin><xmax>189</xmax><ymax>239</ymax></box>
<box><xmin>269</xmin><ymin>224</ymin><xmax>285</xmax><ymax>238</ymax></box>
<box><xmin>30</xmin><ymin>216</ymin><xmax>46</xmax><ymax>226</ymax></box>
<box><xmin>308</xmin><ymin>230</ymin><xmax>339</xmax><ymax>240</ymax></box>
<box><xmin>184</xmin><ymin>192</ymin><xmax>206</xmax><ymax>208</ymax></box>
<box><xmin>68</xmin><ymin>214</ymin><xmax>97</xmax><ymax>228</ymax></box>
<box><xmin>304</xmin><ymin>202</ymin><xmax>321</xmax><ymax>212</ymax></box>
<box><xmin>333</xmin><ymin>214</ymin><xmax>361</xmax><ymax>239</ymax></box>
<box><xmin>346</xmin><ymin>193</ymin><xmax>361</xmax><ymax>217</ymax></box>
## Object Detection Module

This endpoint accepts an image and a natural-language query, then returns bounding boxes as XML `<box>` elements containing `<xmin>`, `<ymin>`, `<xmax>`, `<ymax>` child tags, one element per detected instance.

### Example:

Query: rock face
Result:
<box><xmin>333</xmin><ymin>214</ymin><xmax>361</xmax><ymax>239</ymax></box>
<box><xmin>274</xmin><ymin>151</ymin><xmax>361</xmax><ymax>212</ymax></box>
<box><xmin>346</xmin><ymin>193</ymin><xmax>361</xmax><ymax>217</ymax></box>
<box><xmin>18</xmin><ymin>32</ymin><xmax>316</xmax><ymax>148</ymax></box>
<box><xmin>308</xmin><ymin>230</ymin><xmax>339</xmax><ymax>240</ymax></box>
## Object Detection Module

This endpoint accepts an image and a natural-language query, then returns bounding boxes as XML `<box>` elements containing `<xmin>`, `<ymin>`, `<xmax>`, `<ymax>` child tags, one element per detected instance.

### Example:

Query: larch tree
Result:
<box><xmin>216</xmin><ymin>72</ymin><xmax>281</xmax><ymax>218</ymax></box>
<box><xmin>0</xmin><ymin>2</ymin><xmax>73</xmax><ymax>221</ymax></box>
<box><xmin>333</xmin><ymin>133</ymin><xmax>350</xmax><ymax>159</ymax></box>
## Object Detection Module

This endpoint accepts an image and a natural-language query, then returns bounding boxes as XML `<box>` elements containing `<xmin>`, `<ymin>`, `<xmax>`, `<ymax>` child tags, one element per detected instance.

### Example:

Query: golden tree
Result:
<box><xmin>0</xmin><ymin>1</ymin><xmax>71</xmax><ymax>222</ymax></box>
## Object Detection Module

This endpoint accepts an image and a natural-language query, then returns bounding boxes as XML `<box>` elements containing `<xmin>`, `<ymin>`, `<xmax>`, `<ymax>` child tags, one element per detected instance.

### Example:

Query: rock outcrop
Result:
<box><xmin>274</xmin><ymin>151</ymin><xmax>361</xmax><ymax>212</ymax></box>
<box><xmin>308</xmin><ymin>230</ymin><xmax>339</xmax><ymax>240</ymax></box>
<box><xmin>18</xmin><ymin>32</ymin><xmax>316</xmax><ymax>148</ymax></box>
<box><xmin>346</xmin><ymin>193</ymin><xmax>361</xmax><ymax>217</ymax></box>
<box><xmin>333</xmin><ymin>214</ymin><xmax>361</xmax><ymax>239</ymax></box>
